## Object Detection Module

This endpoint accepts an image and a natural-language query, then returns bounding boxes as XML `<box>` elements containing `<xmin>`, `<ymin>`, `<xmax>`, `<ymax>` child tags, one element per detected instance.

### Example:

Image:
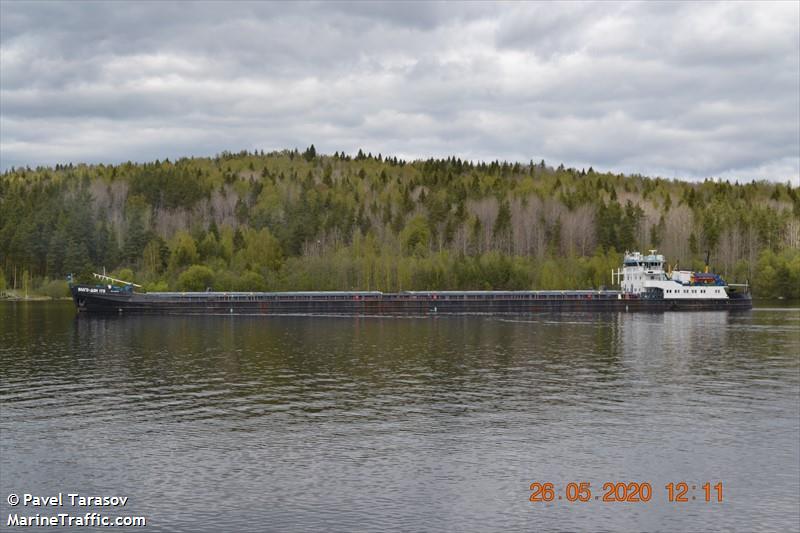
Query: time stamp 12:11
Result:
<box><xmin>529</xmin><ymin>482</ymin><xmax>724</xmax><ymax>503</ymax></box>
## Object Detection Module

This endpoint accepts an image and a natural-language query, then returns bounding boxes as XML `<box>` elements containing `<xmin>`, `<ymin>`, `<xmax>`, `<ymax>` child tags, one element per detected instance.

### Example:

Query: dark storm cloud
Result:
<box><xmin>1</xmin><ymin>0</ymin><xmax>798</xmax><ymax>183</ymax></box>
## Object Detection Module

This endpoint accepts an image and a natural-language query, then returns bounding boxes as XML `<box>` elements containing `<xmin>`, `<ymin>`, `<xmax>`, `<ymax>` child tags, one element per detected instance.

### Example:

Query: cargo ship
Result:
<box><xmin>70</xmin><ymin>251</ymin><xmax>752</xmax><ymax>315</ymax></box>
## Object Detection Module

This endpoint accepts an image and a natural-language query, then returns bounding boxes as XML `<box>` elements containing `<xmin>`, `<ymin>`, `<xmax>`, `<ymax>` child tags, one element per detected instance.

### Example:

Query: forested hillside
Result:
<box><xmin>1</xmin><ymin>148</ymin><xmax>798</xmax><ymax>298</ymax></box>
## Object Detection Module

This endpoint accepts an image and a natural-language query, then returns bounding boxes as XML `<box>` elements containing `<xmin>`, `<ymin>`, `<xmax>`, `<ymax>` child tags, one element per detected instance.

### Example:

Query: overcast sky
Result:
<box><xmin>1</xmin><ymin>1</ymin><xmax>798</xmax><ymax>183</ymax></box>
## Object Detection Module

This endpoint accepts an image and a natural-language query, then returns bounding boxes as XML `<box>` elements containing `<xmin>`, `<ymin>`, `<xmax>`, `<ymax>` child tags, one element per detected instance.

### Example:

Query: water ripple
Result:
<box><xmin>1</xmin><ymin>303</ymin><xmax>798</xmax><ymax>532</ymax></box>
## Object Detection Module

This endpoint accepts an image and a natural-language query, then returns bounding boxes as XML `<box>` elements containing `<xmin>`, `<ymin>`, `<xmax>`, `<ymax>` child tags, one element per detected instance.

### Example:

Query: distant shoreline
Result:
<box><xmin>0</xmin><ymin>290</ymin><xmax>70</xmax><ymax>301</ymax></box>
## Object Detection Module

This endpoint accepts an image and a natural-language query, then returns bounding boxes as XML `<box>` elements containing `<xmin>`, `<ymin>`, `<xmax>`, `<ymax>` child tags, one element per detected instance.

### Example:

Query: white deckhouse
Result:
<box><xmin>612</xmin><ymin>250</ymin><xmax>729</xmax><ymax>300</ymax></box>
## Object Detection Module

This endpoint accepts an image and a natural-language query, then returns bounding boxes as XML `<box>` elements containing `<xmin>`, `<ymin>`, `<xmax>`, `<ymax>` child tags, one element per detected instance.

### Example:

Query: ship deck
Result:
<box><xmin>134</xmin><ymin>289</ymin><xmax>625</xmax><ymax>301</ymax></box>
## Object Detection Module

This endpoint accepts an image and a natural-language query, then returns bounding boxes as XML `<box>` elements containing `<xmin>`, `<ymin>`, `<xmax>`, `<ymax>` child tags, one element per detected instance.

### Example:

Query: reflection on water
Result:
<box><xmin>1</xmin><ymin>302</ymin><xmax>798</xmax><ymax>532</ymax></box>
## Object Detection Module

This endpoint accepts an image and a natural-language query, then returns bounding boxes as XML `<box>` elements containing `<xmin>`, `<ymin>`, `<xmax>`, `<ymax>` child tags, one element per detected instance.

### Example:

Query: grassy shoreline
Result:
<box><xmin>0</xmin><ymin>290</ymin><xmax>70</xmax><ymax>301</ymax></box>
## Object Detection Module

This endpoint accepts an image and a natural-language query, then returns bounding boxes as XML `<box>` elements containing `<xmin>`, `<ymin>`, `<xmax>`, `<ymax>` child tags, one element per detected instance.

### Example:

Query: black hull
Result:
<box><xmin>72</xmin><ymin>287</ymin><xmax>753</xmax><ymax>315</ymax></box>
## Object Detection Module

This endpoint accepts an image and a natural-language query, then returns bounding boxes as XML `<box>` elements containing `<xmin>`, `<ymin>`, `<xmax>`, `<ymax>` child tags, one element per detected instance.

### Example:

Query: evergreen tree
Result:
<box><xmin>233</xmin><ymin>228</ymin><xmax>245</xmax><ymax>251</ymax></box>
<box><xmin>123</xmin><ymin>213</ymin><xmax>148</xmax><ymax>263</ymax></box>
<box><xmin>493</xmin><ymin>201</ymin><xmax>512</xmax><ymax>240</ymax></box>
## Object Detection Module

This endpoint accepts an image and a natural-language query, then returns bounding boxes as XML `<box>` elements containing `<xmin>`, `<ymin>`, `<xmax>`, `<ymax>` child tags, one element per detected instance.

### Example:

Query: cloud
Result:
<box><xmin>1</xmin><ymin>0</ymin><xmax>798</xmax><ymax>184</ymax></box>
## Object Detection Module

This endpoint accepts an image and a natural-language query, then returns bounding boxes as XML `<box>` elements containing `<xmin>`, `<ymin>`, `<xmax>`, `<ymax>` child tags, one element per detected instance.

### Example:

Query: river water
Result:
<box><xmin>1</xmin><ymin>302</ymin><xmax>798</xmax><ymax>532</ymax></box>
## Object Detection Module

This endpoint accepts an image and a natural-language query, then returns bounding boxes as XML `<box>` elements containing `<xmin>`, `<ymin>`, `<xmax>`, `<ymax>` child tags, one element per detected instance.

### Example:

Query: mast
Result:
<box><xmin>92</xmin><ymin>273</ymin><xmax>142</xmax><ymax>288</ymax></box>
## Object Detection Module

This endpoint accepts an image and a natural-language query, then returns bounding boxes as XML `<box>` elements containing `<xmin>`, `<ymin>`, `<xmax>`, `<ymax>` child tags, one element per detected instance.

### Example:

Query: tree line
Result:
<box><xmin>1</xmin><ymin>147</ymin><xmax>798</xmax><ymax>298</ymax></box>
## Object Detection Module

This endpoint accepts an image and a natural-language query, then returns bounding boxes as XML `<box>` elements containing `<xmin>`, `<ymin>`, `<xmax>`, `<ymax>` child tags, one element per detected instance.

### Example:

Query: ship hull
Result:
<box><xmin>71</xmin><ymin>286</ymin><xmax>753</xmax><ymax>315</ymax></box>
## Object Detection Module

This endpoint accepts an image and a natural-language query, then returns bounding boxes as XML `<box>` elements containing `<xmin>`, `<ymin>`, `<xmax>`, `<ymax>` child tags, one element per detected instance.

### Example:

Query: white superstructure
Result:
<box><xmin>611</xmin><ymin>250</ymin><xmax>729</xmax><ymax>300</ymax></box>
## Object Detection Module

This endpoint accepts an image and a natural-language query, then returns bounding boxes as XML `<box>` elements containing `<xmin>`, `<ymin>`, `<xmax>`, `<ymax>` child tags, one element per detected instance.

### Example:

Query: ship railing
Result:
<box><xmin>727</xmin><ymin>282</ymin><xmax>750</xmax><ymax>294</ymax></box>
